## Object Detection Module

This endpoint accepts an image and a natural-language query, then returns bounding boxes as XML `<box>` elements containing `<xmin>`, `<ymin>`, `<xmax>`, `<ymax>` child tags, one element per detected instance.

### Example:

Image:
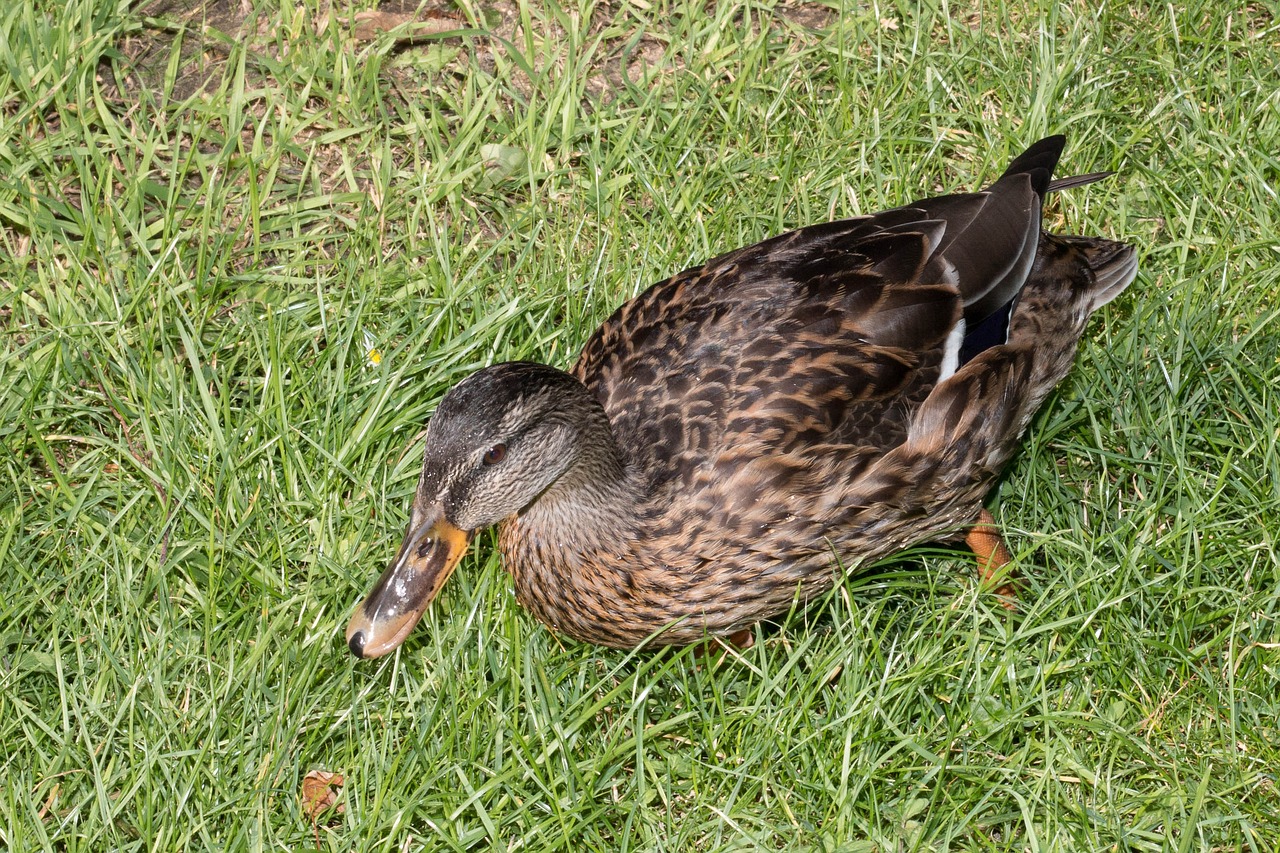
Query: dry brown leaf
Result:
<box><xmin>300</xmin><ymin>769</ymin><xmax>345</xmax><ymax>820</ymax></box>
<box><xmin>351</xmin><ymin>10</ymin><xmax>470</xmax><ymax>43</ymax></box>
<box><xmin>36</xmin><ymin>782</ymin><xmax>61</xmax><ymax>822</ymax></box>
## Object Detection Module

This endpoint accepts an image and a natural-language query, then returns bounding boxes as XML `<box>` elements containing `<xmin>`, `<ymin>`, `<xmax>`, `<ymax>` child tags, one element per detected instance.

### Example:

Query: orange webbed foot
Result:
<box><xmin>965</xmin><ymin>508</ymin><xmax>1019</xmax><ymax>608</ymax></box>
<box><xmin>692</xmin><ymin>627</ymin><xmax>756</xmax><ymax>660</ymax></box>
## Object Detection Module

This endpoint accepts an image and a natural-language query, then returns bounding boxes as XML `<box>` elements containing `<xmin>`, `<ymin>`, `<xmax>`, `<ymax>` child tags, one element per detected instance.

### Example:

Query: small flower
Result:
<box><xmin>363</xmin><ymin>329</ymin><xmax>383</xmax><ymax>367</ymax></box>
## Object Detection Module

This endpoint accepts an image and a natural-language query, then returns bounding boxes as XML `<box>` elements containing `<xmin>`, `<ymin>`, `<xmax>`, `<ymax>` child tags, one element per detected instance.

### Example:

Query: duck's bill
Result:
<box><xmin>345</xmin><ymin>511</ymin><xmax>470</xmax><ymax>659</ymax></box>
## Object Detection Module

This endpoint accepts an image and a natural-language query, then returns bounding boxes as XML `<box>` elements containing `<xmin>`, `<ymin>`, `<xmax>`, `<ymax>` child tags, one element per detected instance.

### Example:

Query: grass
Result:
<box><xmin>2</xmin><ymin>0</ymin><xmax>1279</xmax><ymax>849</ymax></box>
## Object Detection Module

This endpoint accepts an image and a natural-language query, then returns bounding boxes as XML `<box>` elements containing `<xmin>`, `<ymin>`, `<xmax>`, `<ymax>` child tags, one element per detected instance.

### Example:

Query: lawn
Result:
<box><xmin>2</xmin><ymin>0</ymin><xmax>1278</xmax><ymax>849</ymax></box>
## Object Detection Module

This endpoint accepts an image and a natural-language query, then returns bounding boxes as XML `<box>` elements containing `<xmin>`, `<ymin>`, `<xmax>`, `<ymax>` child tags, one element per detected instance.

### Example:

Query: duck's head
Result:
<box><xmin>345</xmin><ymin>362</ymin><xmax>611</xmax><ymax>658</ymax></box>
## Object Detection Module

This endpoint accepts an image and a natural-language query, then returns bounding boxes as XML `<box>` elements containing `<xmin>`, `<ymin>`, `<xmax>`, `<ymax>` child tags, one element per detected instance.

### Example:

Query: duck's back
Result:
<box><xmin>572</xmin><ymin>138</ymin><xmax>1071</xmax><ymax>500</ymax></box>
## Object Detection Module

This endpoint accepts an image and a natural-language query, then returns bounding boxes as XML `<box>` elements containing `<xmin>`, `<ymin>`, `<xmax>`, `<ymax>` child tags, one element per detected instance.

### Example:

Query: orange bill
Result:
<box><xmin>345</xmin><ymin>509</ymin><xmax>470</xmax><ymax>658</ymax></box>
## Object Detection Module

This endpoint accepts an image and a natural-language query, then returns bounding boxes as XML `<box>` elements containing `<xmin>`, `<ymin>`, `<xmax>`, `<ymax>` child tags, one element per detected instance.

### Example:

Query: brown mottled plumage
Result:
<box><xmin>346</xmin><ymin>135</ymin><xmax>1137</xmax><ymax>657</ymax></box>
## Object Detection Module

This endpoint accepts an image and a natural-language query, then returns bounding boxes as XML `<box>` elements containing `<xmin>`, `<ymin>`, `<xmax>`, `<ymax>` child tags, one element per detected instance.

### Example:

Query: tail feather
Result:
<box><xmin>1072</xmin><ymin>237</ymin><xmax>1138</xmax><ymax>310</ymax></box>
<box><xmin>1047</xmin><ymin>171</ymin><xmax>1114</xmax><ymax>193</ymax></box>
<box><xmin>1023</xmin><ymin>234</ymin><xmax>1138</xmax><ymax>322</ymax></box>
<box><xmin>996</xmin><ymin>135</ymin><xmax>1066</xmax><ymax>196</ymax></box>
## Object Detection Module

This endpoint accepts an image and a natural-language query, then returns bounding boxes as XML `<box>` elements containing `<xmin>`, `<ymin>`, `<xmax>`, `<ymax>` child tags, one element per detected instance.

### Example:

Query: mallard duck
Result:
<box><xmin>346</xmin><ymin>135</ymin><xmax>1137</xmax><ymax>657</ymax></box>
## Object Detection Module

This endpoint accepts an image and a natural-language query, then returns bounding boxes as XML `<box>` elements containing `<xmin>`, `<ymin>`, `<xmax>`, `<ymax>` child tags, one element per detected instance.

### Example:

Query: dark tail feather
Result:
<box><xmin>995</xmin><ymin>135</ymin><xmax>1066</xmax><ymax>196</ymax></box>
<box><xmin>1047</xmin><ymin>171</ymin><xmax>1114</xmax><ymax>193</ymax></box>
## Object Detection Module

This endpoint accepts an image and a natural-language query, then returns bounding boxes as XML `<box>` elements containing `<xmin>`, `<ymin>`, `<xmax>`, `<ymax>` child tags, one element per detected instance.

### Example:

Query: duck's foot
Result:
<box><xmin>692</xmin><ymin>627</ymin><xmax>755</xmax><ymax>659</ymax></box>
<box><xmin>965</xmin><ymin>508</ymin><xmax>1018</xmax><ymax>609</ymax></box>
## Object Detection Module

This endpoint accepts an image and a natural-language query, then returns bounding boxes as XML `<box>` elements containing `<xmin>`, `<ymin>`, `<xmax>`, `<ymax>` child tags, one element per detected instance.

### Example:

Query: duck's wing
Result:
<box><xmin>572</xmin><ymin>137</ymin><xmax>1069</xmax><ymax>492</ymax></box>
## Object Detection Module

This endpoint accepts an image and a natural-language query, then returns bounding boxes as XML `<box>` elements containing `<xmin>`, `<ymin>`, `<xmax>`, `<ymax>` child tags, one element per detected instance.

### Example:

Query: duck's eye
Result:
<box><xmin>482</xmin><ymin>443</ymin><xmax>508</xmax><ymax>466</ymax></box>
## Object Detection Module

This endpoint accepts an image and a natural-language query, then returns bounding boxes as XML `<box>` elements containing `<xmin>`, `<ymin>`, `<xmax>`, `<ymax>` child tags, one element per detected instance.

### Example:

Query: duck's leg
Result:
<box><xmin>966</xmin><ymin>509</ymin><xmax>1018</xmax><ymax>607</ymax></box>
<box><xmin>692</xmin><ymin>627</ymin><xmax>755</xmax><ymax>659</ymax></box>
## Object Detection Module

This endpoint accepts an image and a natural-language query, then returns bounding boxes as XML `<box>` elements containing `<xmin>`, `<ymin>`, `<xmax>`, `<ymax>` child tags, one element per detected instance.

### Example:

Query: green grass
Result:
<box><xmin>3</xmin><ymin>0</ymin><xmax>1279</xmax><ymax>849</ymax></box>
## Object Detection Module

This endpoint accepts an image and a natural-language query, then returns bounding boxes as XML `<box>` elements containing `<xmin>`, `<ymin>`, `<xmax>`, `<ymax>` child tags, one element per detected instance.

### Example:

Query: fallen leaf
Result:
<box><xmin>351</xmin><ymin>10</ymin><xmax>470</xmax><ymax>43</ymax></box>
<box><xmin>300</xmin><ymin>769</ymin><xmax>345</xmax><ymax>820</ymax></box>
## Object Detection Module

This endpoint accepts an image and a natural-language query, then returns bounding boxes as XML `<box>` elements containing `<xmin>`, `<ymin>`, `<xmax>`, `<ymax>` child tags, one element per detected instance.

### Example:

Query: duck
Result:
<box><xmin>346</xmin><ymin>135</ymin><xmax>1137</xmax><ymax>658</ymax></box>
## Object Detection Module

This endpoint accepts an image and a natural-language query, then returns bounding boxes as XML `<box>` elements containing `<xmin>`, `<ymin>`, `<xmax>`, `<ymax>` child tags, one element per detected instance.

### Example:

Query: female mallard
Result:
<box><xmin>346</xmin><ymin>135</ymin><xmax>1137</xmax><ymax>657</ymax></box>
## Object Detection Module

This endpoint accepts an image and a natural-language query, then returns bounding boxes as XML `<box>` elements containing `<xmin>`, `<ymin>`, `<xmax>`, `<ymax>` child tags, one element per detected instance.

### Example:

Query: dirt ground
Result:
<box><xmin>115</xmin><ymin>0</ymin><xmax>836</xmax><ymax>103</ymax></box>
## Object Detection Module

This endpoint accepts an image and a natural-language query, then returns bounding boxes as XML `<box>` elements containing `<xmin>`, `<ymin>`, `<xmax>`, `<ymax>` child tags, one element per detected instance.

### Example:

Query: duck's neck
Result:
<box><xmin>499</xmin><ymin>414</ymin><xmax>656</xmax><ymax>646</ymax></box>
<box><xmin>499</xmin><ymin>394</ymin><xmax>646</xmax><ymax>592</ymax></box>
<box><xmin>525</xmin><ymin>408</ymin><xmax>641</xmax><ymax>544</ymax></box>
